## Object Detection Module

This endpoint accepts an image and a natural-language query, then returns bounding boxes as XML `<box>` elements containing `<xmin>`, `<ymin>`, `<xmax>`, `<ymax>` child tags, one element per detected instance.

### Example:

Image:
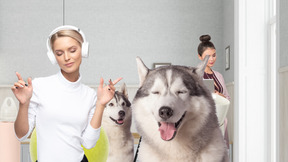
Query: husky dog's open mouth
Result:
<box><xmin>110</xmin><ymin>117</ymin><xmax>124</xmax><ymax>125</ymax></box>
<box><xmin>158</xmin><ymin>112</ymin><xmax>186</xmax><ymax>141</ymax></box>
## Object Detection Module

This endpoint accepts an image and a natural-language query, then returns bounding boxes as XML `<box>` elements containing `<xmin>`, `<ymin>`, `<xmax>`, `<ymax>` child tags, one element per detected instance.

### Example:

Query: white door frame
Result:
<box><xmin>234</xmin><ymin>0</ymin><xmax>275</xmax><ymax>161</ymax></box>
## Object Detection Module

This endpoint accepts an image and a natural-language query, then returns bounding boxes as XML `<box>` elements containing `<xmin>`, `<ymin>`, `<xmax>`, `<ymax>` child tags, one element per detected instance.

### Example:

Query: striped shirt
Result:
<box><xmin>204</xmin><ymin>71</ymin><xmax>223</xmax><ymax>94</ymax></box>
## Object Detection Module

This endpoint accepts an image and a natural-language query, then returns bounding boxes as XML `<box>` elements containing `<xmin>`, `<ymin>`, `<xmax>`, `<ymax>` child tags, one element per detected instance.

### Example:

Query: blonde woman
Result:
<box><xmin>12</xmin><ymin>25</ymin><xmax>121</xmax><ymax>162</ymax></box>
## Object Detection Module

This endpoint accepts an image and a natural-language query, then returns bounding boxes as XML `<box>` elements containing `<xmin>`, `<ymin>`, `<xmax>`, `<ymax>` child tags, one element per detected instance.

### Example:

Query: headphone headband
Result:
<box><xmin>46</xmin><ymin>25</ymin><xmax>89</xmax><ymax>65</ymax></box>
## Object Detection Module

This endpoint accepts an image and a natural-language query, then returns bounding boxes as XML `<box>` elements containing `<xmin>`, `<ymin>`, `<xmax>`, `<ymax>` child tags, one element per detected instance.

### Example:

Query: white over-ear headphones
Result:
<box><xmin>46</xmin><ymin>25</ymin><xmax>89</xmax><ymax>65</ymax></box>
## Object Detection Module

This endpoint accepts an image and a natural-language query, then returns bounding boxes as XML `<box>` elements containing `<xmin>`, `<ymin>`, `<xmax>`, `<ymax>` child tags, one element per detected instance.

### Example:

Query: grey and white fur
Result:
<box><xmin>102</xmin><ymin>83</ymin><xmax>134</xmax><ymax>162</ymax></box>
<box><xmin>132</xmin><ymin>56</ymin><xmax>228</xmax><ymax>162</ymax></box>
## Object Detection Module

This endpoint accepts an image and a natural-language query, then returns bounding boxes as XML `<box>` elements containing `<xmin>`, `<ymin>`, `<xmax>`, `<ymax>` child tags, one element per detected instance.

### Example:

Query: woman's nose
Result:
<box><xmin>64</xmin><ymin>52</ymin><xmax>70</xmax><ymax>61</ymax></box>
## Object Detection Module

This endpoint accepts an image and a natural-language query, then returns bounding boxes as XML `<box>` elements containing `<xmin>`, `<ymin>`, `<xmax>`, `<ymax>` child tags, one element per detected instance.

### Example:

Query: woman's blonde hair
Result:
<box><xmin>50</xmin><ymin>30</ymin><xmax>83</xmax><ymax>50</ymax></box>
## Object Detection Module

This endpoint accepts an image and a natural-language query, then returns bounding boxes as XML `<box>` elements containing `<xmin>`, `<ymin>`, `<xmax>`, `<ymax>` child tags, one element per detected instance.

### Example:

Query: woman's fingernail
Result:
<box><xmin>25</xmin><ymin>84</ymin><xmax>28</xmax><ymax>87</ymax></box>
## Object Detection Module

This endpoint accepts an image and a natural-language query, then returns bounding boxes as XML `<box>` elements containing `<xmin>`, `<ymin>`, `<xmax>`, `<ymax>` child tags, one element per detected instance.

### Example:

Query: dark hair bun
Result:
<box><xmin>199</xmin><ymin>35</ymin><xmax>211</xmax><ymax>43</ymax></box>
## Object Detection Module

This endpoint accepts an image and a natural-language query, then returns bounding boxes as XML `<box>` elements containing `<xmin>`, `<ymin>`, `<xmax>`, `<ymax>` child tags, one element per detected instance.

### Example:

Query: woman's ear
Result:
<box><xmin>198</xmin><ymin>54</ymin><xmax>203</xmax><ymax>60</ymax></box>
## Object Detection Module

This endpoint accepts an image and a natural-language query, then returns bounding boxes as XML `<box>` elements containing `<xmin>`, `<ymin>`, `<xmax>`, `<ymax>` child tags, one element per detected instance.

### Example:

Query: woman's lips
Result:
<box><xmin>65</xmin><ymin>62</ymin><xmax>74</xmax><ymax>67</ymax></box>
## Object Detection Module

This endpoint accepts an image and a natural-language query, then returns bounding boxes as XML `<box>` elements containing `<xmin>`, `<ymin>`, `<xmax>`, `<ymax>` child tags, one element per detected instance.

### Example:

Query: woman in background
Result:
<box><xmin>198</xmin><ymin>34</ymin><xmax>230</xmax><ymax>100</ymax></box>
<box><xmin>197</xmin><ymin>34</ymin><xmax>230</xmax><ymax>148</ymax></box>
<box><xmin>12</xmin><ymin>25</ymin><xmax>121</xmax><ymax>162</ymax></box>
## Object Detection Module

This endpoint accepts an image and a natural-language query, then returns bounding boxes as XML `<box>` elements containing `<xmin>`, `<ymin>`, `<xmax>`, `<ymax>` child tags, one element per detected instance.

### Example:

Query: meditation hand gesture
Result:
<box><xmin>11</xmin><ymin>72</ymin><xmax>33</xmax><ymax>105</ymax></box>
<box><xmin>96</xmin><ymin>77</ymin><xmax>122</xmax><ymax>107</ymax></box>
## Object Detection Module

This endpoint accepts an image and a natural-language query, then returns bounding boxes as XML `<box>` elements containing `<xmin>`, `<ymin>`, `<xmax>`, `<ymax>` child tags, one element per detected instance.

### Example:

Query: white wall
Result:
<box><xmin>0</xmin><ymin>0</ymin><xmax>226</xmax><ymax>86</ymax></box>
<box><xmin>234</xmin><ymin>0</ymin><xmax>269</xmax><ymax>161</ymax></box>
<box><xmin>226</xmin><ymin>83</ymin><xmax>234</xmax><ymax>144</ymax></box>
<box><xmin>279</xmin><ymin>67</ymin><xmax>288</xmax><ymax>162</ymax></box>
<box><xmin>279</xmin><ymin>0</ymin><xmax>288</xmax><ymax>161</ymax></box>
<box><xmin>280</xmin><ymin>0</ymin><xmax>288</xmax><ymax>67</ymax></box>
<box><xmin>0</xmin><ymin>0</ymin><xmax>63</xmax><ymax>84</ymax></box>
<box><xmin>223</xmin><ymin>0</ymin><xmax>234</xmax><ymax>83</ymax></box>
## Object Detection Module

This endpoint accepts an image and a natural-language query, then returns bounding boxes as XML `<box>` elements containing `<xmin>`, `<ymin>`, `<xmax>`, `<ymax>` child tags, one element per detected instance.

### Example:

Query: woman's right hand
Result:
<box><xmin>11</xmin><ymin>72</ymin><xmax>33</xmax><ymax>105</ymax></box>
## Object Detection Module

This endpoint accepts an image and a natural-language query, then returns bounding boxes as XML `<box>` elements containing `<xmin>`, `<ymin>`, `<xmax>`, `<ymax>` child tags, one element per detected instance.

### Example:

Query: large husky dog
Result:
<box><xmin>132</xmin><ymin>56</ymin><xmax>228</xmax><ymax>162</ymax></box>
<box><xmin>102</xmin><ymin>83</ymin><xmax>134</xmax><ymax>162</ymax></box>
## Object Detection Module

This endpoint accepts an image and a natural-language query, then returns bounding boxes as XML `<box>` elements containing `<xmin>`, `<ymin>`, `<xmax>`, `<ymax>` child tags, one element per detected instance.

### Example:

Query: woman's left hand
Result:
<box><xmin>96</xmin><ymin>77</ymin><xmax>122</xmax><ymax>107</ymax></box>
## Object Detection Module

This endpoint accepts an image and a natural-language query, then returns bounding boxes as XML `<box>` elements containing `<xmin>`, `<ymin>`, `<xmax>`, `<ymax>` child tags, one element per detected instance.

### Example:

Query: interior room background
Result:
<box><xmin>0</xmin><ymin>0</ymin><xmax>234</xmax><ymax>85</ymax></box>
<box><xmin>1</xmin><ymin>0</ymin><xmax>288</xmax><ymax>162</ymax></box>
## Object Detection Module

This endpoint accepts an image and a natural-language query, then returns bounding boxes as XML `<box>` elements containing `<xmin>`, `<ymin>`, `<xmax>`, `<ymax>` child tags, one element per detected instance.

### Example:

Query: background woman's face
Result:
<box><xmin>200</xmin><ymin>48</ymin><xmax>216</xmax><ymax>68</ymax></box>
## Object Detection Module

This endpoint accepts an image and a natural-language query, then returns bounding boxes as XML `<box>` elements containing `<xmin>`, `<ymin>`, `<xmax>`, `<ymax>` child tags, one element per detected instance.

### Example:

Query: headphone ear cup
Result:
<box><xmin>47</xmin><ymin>51</ymin><xmax>57</xmax><ymax>65</ymax></box>
<box><xmin>81</xmin><ymin>42</ymin><xmax>89</xmax><ymax>58</ymax></box>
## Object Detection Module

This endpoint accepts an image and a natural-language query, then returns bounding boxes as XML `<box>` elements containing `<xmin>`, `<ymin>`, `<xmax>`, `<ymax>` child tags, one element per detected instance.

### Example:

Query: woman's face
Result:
<box><xmin>53</xmin><ymin>36</ymin><xmax>82</xmax><ymax>75</ymax></box>
<box><xmin>198</xmin><ymin>48</ymin><xmax>216</xmax><ymax>68</ymax></box>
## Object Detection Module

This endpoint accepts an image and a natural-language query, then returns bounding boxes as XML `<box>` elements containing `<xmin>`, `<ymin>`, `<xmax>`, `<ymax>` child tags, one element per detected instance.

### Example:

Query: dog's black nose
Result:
<box><xmin>159</xmin><ymin>106</ymin><xmax>173</xmax><ymax>120</ymax></box>
<box><xmin>119</xmin><ymin>110</ymin><xmax>125</xmax><ymax>117</ymax></box>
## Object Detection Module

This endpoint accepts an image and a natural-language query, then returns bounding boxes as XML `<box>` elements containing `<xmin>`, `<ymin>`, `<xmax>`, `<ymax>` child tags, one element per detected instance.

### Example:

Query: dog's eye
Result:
<box><xmin>108</xmin><ymin>103</ymin><xmax>114</xmax><ymax>107</ymax></box>
<box><xmin>151</xmin><ymin>91</ymin><xmax>160</xmax><ymax>95</ymax></box>
<box><xmin>177</xmin><ymin>91</ymin><xmax>187</xmax><ymax>94</ymax></box>
<box><xmin>121</xmin><ymin>102</ymin><xmax>126</xmax><ymax>106</ymax></box>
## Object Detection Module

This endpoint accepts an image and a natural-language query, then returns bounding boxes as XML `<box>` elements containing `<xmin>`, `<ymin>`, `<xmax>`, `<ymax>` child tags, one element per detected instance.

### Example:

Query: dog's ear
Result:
<box><xmin>119</xmin><ymin>83</ymin><xmax>128</xmax><ymax>99</ymax></box>
<box><xmin>195</xmin><ymin>55</ymin><xmax>209</xmax><ymax>79</ymax></box>
<box><xmin>136</xmin><ymin>56</ymin><xmax>149</xmax><ymax>86</ymax></box>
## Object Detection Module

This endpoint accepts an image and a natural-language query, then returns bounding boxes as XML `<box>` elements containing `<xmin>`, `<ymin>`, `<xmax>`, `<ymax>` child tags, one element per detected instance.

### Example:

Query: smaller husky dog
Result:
<box><xmin>102</xmin><ymin>83</ymin><xmax>134</xmax><ymax>162</ymax></box>
<box><xmin>132</xmin><ymin>56</ymin><xmax>228</xmax><ymax>162</ymax></box>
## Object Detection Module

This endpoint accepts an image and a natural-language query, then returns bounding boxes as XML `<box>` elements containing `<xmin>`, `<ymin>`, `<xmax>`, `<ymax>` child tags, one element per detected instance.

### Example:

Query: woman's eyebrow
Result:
<box><xmin>68</xmin><ymin>46</ymin><xmax>77</xmax><ymax>50</ymax></box>
<box><xmin>55</xmin><ymin>49</ymin><xmax>63</xmax><ymax>53</ymax></box>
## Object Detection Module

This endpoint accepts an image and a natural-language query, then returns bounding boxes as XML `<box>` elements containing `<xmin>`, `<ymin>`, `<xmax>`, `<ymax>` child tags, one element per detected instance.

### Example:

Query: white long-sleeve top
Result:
<box><xmin>17</xmin><ymin>71</ymin><xmax>101</xmax><ymax>162</ymax></box>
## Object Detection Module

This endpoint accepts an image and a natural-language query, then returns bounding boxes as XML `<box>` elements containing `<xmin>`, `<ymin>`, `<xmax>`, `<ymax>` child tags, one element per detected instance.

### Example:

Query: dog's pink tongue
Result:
<box><xmin>117</xmin><ymin>120</ymin><xmax>124</xmax><ymax>124</ymax></box>
<box><xmin>158</xmin><ymin>122</ymin><xmax>176</xmax><ymax>141</ymax></box>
